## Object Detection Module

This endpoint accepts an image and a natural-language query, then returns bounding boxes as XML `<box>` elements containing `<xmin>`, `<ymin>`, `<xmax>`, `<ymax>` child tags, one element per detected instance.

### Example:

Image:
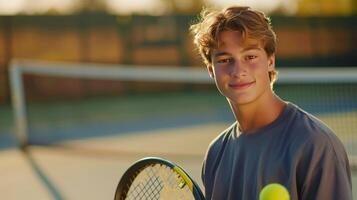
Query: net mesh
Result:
<box><xmin>8</xmin><ymin>60</ymin><xmax>357</xmax><ymax>161</ymax></box>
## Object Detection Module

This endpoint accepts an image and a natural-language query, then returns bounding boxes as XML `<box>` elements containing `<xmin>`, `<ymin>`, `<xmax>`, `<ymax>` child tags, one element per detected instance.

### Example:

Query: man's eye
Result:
<box><xmin>246</xmin><ymin>55</ymin><xmax>257</xmax><ymax>60</ymax></box>
<box><xmin>217</xmin><ymin>58</ymin><xmax>233</xmax><ymax>64</ymax></box>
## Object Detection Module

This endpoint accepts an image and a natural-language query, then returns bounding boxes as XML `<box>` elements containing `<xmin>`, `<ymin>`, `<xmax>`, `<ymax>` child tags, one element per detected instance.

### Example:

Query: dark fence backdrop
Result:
<box><xmin>0</xmin><ymin>14</ymin><xmax>356</xmax><ymax>103</ymax></box>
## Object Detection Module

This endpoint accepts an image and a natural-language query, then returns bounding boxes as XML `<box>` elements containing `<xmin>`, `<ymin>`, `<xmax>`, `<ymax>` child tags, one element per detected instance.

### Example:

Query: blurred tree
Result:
<box><xmin>73</xmin><ymin>0</ymin><xmax>108</xmax><ymax>13</ymax></box>
<box><xmin>44</xmin><ymin>8</ymin><xmax>62</xmax><ymax>15</ymax></box>
<box><xmin>158</xmin><ymin>0</ymin><xmax>206</xmax><ymax>14</ymax></box>
<box><xmin>296</xmin><ymin>0</ymin><xmax>354</xmax><ymax>16</ymax></box>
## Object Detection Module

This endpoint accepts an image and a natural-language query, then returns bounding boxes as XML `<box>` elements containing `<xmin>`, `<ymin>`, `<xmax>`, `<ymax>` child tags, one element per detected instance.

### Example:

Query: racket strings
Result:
<box><xmin>126</xmin><ymin>166</ymin><xmax>163</xmax><ymax>199</ymax></box>
<box><xmin>125</xmin><ymin>164</ymin><xmax>194</xmax><ymax>200</ymax></box>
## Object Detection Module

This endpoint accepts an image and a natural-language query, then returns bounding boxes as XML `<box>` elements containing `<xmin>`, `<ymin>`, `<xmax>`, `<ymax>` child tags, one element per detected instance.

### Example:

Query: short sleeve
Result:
<box><xmin>298</xmin><ymin>133</ymin><xmax>352</xmax><ymax>200</ymax></box>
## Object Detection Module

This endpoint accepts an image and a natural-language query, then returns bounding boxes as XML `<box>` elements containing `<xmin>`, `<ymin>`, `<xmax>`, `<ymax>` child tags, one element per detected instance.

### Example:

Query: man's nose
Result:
<box><xmin>230</xmin><ymin>60</ymin><xmax>247</xmax><ymax>77</ymax></box>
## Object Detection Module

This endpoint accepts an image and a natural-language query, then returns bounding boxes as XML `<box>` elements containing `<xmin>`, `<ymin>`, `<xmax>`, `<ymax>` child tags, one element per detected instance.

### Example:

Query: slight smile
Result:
<box><xmin>228</xmin><ymin>81</ymin><xmax>255</xmax><ymax>90</ymax></box>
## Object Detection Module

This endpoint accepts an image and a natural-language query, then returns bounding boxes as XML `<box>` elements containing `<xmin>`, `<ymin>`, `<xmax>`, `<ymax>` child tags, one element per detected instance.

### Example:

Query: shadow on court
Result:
<box><xmin>22</xmin><ymin>149</ymin><xmax>64</xmax><ymax>200</ymax></box>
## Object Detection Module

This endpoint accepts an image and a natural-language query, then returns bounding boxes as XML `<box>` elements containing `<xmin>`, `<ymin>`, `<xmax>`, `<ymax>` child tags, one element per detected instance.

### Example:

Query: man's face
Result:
<box><xmin>208</xmin><ymin>31</ymin><xmax>275</xmax><ymax>106</ymax></box>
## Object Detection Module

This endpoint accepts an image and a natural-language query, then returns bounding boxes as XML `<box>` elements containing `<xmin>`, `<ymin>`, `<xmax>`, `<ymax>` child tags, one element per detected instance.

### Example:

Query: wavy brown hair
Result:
<box><xmin>190</xmin><ymin>6</ymin><xmax>278</xmax><ymax>84</ymax></box>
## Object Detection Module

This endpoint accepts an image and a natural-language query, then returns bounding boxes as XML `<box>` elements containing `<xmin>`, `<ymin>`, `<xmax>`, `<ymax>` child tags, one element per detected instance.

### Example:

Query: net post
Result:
<box><xmin>9</xmin><ymin>60</ymin><xmax>29</xmax><ymax>149</ymax></box>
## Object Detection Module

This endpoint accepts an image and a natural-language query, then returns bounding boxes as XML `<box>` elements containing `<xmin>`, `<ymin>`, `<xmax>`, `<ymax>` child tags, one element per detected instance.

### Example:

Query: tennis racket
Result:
<box><xmin>114</xmin><ymin>157</ymin><xmax>205</xmax><ymax>200</ymax></box>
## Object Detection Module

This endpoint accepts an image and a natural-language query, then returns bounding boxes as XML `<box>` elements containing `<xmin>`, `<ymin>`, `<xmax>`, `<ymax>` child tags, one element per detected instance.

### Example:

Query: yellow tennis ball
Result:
<box><xmin>259</xmin><ymin>183</ymin><xmax>290</xmax><ymax>200</ymax></box>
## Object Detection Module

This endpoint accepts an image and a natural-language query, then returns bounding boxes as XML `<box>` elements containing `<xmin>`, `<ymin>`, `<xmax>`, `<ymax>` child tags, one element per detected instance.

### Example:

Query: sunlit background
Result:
<box><xmin>0</xmin><ymin>0</ymin><xmax>356</xmax><ymax>199</ymax></box>
<box><xmin>0</xmin><ymin>0</ymin><xmax>355</xmax><ymax>15</ymax></box>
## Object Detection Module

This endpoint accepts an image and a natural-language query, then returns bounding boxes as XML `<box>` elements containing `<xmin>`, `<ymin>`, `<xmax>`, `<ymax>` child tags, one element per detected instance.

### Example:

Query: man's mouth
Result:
<box><xmin>228</xmin><ymin>81</ymin><xmax>255</xmax><ymax>90</ymax></box>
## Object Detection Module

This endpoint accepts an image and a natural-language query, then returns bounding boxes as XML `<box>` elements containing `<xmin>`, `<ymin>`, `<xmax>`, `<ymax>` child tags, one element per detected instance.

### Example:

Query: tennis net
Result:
<box><xmin>8</xmin><ymin>59</ymin><xmax>357</xmax><ymax>165</ymax></box>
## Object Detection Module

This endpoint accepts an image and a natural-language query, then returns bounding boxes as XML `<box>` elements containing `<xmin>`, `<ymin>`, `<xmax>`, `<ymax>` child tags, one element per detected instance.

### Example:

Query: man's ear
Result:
<box><xmin>267</xmin><ymin>54</ymin><xmax>275</xmax><ymax>72</ymax></box>
<box><xmin>207</xmin><ymin>64</ymin><xmax>214</xmax><ymax>78</ymax></box>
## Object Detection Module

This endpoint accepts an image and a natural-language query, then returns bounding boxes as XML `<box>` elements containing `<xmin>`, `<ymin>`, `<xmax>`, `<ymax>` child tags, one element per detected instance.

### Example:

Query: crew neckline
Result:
<box><xmin>234</xmin><ymin>102</ymin><xmax>295</xmax><ymax>138</ymax></box>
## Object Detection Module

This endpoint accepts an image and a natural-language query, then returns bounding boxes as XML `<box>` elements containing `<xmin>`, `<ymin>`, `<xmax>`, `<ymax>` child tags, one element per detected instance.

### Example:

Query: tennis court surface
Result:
<box><xmin>0</xmin><ymin>123</ymin><xmax>227</xmax><ymax>199</ymax></box>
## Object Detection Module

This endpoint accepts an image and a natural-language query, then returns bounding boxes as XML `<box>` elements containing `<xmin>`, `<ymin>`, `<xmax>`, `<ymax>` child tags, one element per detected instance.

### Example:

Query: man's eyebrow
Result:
<box><xmin>212</xmin><ymin>44</ymin><xmax>262</xmax><ymax>58</ymax></box>
<box><xmin>212</xmin><ymin>51</ymin><xmax>230</xmax><ymax>58</ymax></box>
<box><xmin>241</xmin><ymin>45</ymin><xmax>261</xmax><ymax>52</ymax></box>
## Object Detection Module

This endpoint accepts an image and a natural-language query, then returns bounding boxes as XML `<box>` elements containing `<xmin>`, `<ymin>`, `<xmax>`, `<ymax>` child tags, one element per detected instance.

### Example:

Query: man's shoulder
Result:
<box><xmin>288</xmin><ymin>103</ymin><xmax>345</xmax><ymax>156</ymax></box>
<box><xmin>283</xmin><ymin>104</ymin><xmax>352</xmax><ymax>200</ymax></box>
<box><xmin>287</xmin><ymin>103</ymin><xmax>335</xmax><ymax>138</ymax></box>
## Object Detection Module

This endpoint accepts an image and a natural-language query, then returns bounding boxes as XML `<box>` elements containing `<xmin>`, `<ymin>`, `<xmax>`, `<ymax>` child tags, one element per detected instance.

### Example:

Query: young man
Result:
<box><xmin>190</xmin><ymin>6</ymin><xmax>352</xmax><ymax>200</ymax></box>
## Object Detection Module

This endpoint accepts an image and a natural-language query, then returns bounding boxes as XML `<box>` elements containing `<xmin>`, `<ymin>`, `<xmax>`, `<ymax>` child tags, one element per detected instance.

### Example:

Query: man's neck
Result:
<box><xmin>230</xmin><ymin>93</ymin><xmax>286</xmax><ymax>133</ymax></box>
